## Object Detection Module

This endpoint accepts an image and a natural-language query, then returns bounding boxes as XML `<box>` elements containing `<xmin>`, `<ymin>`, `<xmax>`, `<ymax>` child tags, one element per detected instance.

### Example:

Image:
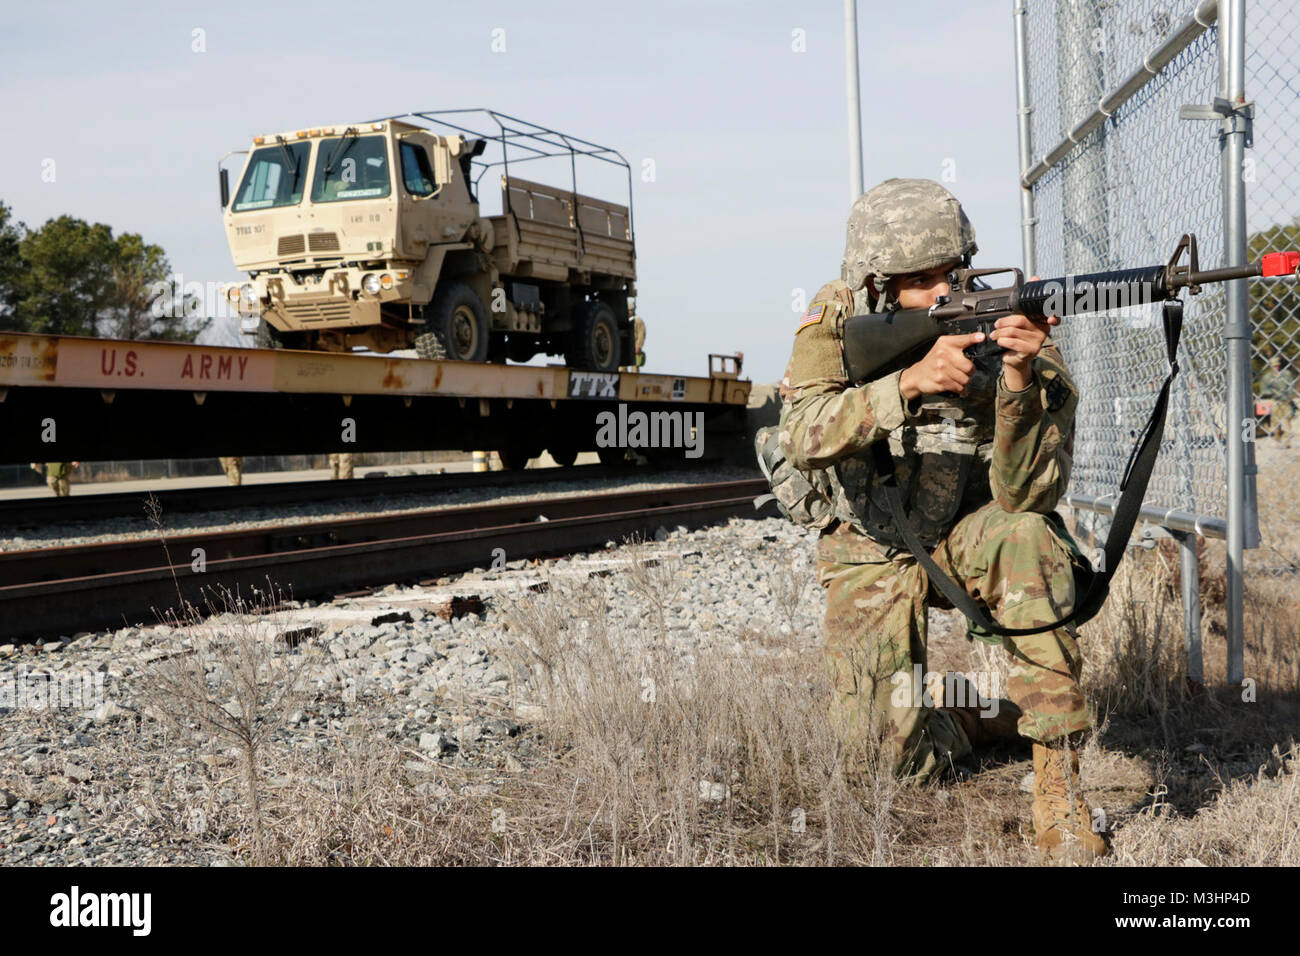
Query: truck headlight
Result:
<box><xmin>379</xmin><ymin>273</ymin><xmax>394</xmax><ymax>290</ymax></box>
<box><xmin>240</xmin><ymin>283</ymin><xmax>259</xmax><ymax>308</ymax></box>
<box><xmin>362</xmin><ymin>273</ymin><xmax>381</xmax><ymax>295</ymax></box>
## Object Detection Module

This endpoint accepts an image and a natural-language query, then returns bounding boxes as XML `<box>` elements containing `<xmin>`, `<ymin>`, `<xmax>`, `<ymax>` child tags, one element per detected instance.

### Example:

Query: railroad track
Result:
<box><xmin>0</xmin><ymin>462</ymin><xmax>664</xmax><ymax>528</ymax></box>
<box><xmin>0</xmin><ymin>479</ymin><xmax>773</xmax><ymax>642</ymax></box>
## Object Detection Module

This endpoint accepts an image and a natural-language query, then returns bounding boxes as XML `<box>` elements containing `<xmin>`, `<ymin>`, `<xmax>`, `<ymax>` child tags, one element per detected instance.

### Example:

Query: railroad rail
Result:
<box><xmin>0</xmin><ymin>334</ymin><xmax>751</xmax><ymax>465</ymax></box>
<box><xmin>0</xmin><ymin>478</ymin><xmax>772</xmax><ymax>642</ymax></box>
<box><xmin>0</xmin><ymin>462</ymin><xmax>725</xmax><ymax>528</ymax></box>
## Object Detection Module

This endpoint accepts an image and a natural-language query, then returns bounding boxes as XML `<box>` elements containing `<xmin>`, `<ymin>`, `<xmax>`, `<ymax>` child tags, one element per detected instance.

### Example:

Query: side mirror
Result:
<box><xmin>219</xmin><ymin>167</ymin><xmax>230</xmax><ymax>209</ymax></box>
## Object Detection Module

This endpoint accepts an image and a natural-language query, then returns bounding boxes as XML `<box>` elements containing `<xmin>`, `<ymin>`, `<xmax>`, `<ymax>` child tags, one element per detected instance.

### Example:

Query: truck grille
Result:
<box><xmin>308</xmin><ymin>232</ymin><xmax>340</xmax><ymax>251</ymax></box>
<box><xmin>283</xmin><ymin>299</ymin><xmax>355</xmax><ymax>324</ymax></box>
<box><xmin>277</xmin><ymin>234</ymin><xmax>306</xmax><ymax>256</ymax></box>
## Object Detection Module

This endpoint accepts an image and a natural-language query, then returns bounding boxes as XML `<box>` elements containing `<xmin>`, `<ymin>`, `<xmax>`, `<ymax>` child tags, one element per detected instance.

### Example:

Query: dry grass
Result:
<box><xmin>122</xmin><ymin>512</ymin><xmax>1300</xmax><ymax>866</ymax></box>
<box><xmin>243</xmin><ymin>559</ymin><xmax>1297</xmax><ymax>865</ymax></box>
<box><xmin>135</xmin><ymin>590</ymin><xmax>318</xmax><ymax>865</ymax></box>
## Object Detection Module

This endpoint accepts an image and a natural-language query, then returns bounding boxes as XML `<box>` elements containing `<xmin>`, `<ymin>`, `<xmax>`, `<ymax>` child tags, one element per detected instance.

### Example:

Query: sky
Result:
<box><xmin>0</xmin><ymin>0</ymin><xmax>1031</xmax><ymax>384</ymax></box>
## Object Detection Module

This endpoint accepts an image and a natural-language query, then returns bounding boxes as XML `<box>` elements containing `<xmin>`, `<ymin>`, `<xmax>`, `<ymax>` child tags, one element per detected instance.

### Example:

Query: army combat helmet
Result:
<box><xmin>841</xmin><ymin>178</ymin><xmax>978</xmax><ymax>313</ymax></box>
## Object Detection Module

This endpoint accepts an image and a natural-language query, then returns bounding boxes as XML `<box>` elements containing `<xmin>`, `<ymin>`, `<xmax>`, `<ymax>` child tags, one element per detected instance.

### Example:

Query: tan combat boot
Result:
<box><xmin>1031</xmin><ymin>736</ymin><xmax>1109</xmax><ymax>861</ymax></box>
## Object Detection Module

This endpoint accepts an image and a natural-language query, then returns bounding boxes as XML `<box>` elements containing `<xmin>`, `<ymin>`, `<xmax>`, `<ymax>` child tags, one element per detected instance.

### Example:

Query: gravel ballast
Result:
<box><xmin>0</xmin><ymin>512</ymin><xmax>836</xmax><ymax>865</ymax></box>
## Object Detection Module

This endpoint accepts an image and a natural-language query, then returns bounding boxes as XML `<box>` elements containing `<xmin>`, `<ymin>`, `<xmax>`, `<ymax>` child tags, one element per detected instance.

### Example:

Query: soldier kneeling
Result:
<box><xmin>773</xmin><ymin>179</ymin><xmax>1107</xmax><ymax>861</ymax></box>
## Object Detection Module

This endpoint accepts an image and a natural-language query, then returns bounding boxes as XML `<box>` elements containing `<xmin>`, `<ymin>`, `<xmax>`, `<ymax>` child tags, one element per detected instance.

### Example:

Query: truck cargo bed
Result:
<box><xmin>491</xmin><ymin>175</ymin><xmax>635</xmax><ymax>281</ymax></box>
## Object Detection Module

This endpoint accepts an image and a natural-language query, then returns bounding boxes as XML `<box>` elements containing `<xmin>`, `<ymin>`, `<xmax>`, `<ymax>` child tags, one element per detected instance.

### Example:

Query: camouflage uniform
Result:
<box><xmin>781</xmin><ymin>181</ymin><xmax>1091</xmax><ymax>784</ymax></box>
<box><xmin>218</xmin><ymin>456</ymin><xmax>243</xmax><ymax>486</ymax></box>
<box><xmin>30</xmin><ymin>462</ymin><xmax>74</xmax><ymax>497</ymax></box>
<box><xmin>328</xmin><ymin>452</ymin><xmax>354</xmax><ymax>480</ymax></box>
<box><xmin>624</xmin><ymin>316</ymin><xmax>647</xmax><ymax>370</ymax></box>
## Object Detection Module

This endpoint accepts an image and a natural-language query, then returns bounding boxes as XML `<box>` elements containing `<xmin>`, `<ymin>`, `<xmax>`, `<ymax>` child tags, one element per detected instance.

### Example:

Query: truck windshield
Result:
<box><xmin>311</xmin><ymin>135</ymin><xmax>392</xmax><ymax>203</ymax></box>
<box><xmin>232</xmin><ymin>141</ymin><xmax>310</xmax><ymax>211</ymax></box>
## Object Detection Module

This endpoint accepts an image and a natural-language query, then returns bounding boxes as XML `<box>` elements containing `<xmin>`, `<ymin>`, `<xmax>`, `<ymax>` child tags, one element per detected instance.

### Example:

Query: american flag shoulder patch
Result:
<box><xmin>796</xmin><ymin>301</ymin><xmax>828</xmax><ymax>333</ymax></box>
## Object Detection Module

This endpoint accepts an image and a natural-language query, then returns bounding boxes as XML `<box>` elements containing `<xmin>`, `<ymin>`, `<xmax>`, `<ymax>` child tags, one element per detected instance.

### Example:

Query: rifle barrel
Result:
<box><xmin>1176</xmin><ymin>263</ymin><xmax>1262</xmax><ymax>288</ymax></box>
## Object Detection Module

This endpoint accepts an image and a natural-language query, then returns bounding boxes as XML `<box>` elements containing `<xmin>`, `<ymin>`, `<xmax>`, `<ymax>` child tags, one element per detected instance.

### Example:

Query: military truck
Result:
<box><xmin>219</xmin><ymin>110</ymin><xmax>638</xmax><ymax>371</ymax></box>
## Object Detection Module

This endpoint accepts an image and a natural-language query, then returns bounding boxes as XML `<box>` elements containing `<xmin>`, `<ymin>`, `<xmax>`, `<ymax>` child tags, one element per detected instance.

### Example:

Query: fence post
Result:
<box><xmin>1174</xmin><ymin>530</ymin><xmax>1205</xmax><ymax>685</ymax></box>
<box><xmin>1055</xmin><ymin>0</ymin><xmax>1113</xmax><ymax>547</ymax></box>
<box><xmin>1220</xmin><ymin>0</ymin><xmax>1253</xmax><ymax>685</ymax></box>
<box><xmin>1054</xmin><ymin>0</ymin><xmax>1110</xmax><ymax>275</ymax></box>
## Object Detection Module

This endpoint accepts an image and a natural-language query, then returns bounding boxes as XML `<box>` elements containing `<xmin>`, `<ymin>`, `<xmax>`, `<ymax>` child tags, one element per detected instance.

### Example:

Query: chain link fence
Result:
<box><xmin>1017</xmin><ymin>0</ymin><xmax>1300</xmax><ymax>684</ymax></box>
<box><xmin>1242</xmin><ymin>1</ymin><xmax>1300</xmax><ymax>573</ymax></box>
<box><xmin>1022</xmin><ymin>2</ymin><xmax>1226</xmax><ymax>533</ymax></box>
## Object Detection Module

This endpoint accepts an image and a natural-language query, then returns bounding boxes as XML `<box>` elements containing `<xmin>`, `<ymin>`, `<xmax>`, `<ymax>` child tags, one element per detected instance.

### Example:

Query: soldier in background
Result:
<box><xmin>328</xmin><ymin>452</ymin><xmax>354</xmax><ymax>480</ymax></box>
<box><xmin>621</xmin><ymin>315</ymin><xmax>647</xmax><ymax>371</ymax></box>
<box><xmin>218</xmin><ymin>456</ymin><xmax>243</xmax><ymax>486</ymax></box>
<box><xmin>29</xmin><ymin>461</ymin><xmax>79</xmax><ymax>497</ymax></box>
<box><xmin>1258</xmin><ymin>355</ymin><xmax>1296</xmax><ymax>448</ymax></box>
<box><xmin>777</xmin><ymin>179</ymin><xmax>1105</xmax><ymax>860</ymax></box>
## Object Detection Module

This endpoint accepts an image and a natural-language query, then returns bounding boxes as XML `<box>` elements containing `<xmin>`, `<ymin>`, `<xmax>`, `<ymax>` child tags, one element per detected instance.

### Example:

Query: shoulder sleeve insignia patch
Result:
<box><xmin>1044</xmin><ymin>374</ymin><xmax>1070</xmax><ymax>412</ymax></box>
<box><xmin>796</xmin><ymin>301</ymin><xmax>828</xmax><ymax>333</ymax></box>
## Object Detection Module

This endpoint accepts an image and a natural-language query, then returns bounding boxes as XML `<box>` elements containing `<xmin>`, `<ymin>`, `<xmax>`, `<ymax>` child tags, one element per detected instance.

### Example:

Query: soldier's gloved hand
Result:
<box><xmin>899</xmin><ymin>332</ymin><xmax>985</xmax><ymax>399</ymax></box>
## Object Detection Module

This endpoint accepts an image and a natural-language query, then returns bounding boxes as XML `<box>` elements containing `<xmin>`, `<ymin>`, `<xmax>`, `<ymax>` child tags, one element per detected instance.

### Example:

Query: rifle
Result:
<box><xmin>842</xmin><ymin>234</ymin><xmax>1300</xmax><ymax>383</ymax></box>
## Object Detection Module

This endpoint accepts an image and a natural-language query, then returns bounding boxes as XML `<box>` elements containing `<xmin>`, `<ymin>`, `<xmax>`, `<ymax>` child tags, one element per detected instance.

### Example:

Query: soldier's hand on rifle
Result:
<box><xmin>899</xmin><ymin>332</ymin><xmax>986</xmax><ymax>399</ymax></box>
<box><xmin>991</xmin><ymin>274</ymin><xmax>1060</xmax><ymax>391</ymax></box>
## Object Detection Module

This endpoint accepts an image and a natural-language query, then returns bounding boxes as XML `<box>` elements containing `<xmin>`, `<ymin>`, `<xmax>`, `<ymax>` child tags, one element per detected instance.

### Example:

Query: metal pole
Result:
<box><xmin>1055</xmin><ymin>0</ymin><xmax>1111</xmax><ymax>546</ymax></box>
<box><xmin>845</xmin><ymin>0</ymin><xmax>864</xmax><ymax>203</ymax></box>
<box><xmin>1175</xmin><ymin>531</ymin><xmax>1204</xmax><ymax>685</ymax></box>
<box><xmin>1063</xmin><ymin>491</ymin><xmax>1227</xmax><ymax>539</ymax></box>
<box><xmin>1054</xmin><ymin>0</ymin><xmax>1109</xmax><ymax>273</ymax></box>
<box><xmin>1013</xmin><ymin>0</ymin><xmax>1037</xmax><ymax>277</ymax></box>
<box><xmin>1221</xmin><ymin>0</ymin><xmax>1252</xmax><ymax>685</ymax></box>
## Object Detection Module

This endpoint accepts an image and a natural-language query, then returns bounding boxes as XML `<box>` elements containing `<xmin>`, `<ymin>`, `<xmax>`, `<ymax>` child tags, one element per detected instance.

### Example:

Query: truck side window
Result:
<box><xmin>401</xmin><ymin>142</ymin><xmax>437</xmax><ymax>198</ymax></box>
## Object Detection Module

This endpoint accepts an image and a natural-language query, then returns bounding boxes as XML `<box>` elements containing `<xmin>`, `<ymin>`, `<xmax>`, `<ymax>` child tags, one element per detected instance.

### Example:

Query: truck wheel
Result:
<box><xmin>597</xmin><ymin>447</ymin><xmax>628</xmax><ymax>466</ymax></box>
<box><xmin>566</xmin><ymin>301</ymin><xmax>620</xmax><ymax>372</ymax></box>
<box><xmin>422</xmin><ymin>282</ymin><xmax>490</xmax><ymax>362</ymax></box>
<box><xmin>548</xmin><ymin>445</ymin><xmax>578</xmax><ymax>467</ymax></box>
<box><xmin>497</xmin><ymin>446</ymin><xmax>535</xmax><ymax>470</ymax></box>
<box><xmin>506</xmin><ymin>335</ymin><xmax>536</xmax><ymax>363</ymax></box>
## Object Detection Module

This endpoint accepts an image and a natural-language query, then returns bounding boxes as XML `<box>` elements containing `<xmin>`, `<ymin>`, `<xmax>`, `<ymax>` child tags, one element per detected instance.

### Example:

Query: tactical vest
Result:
<box><xmin>842</xmin><ymin>369</ymin><xmax>998</xmax><ymax>548</ymax></box>
<box><xmin>759</xmin><ymin>283</ymin><xmax>1000</xmax><ymax>550</ymax></box>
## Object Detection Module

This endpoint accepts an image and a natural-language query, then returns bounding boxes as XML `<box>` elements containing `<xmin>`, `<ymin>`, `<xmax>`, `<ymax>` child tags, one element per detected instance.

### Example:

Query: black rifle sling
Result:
<box><xmin>869</xmin><ymin>300</ymin><xmax>1183</xmax><ymax>638</ymax></box>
